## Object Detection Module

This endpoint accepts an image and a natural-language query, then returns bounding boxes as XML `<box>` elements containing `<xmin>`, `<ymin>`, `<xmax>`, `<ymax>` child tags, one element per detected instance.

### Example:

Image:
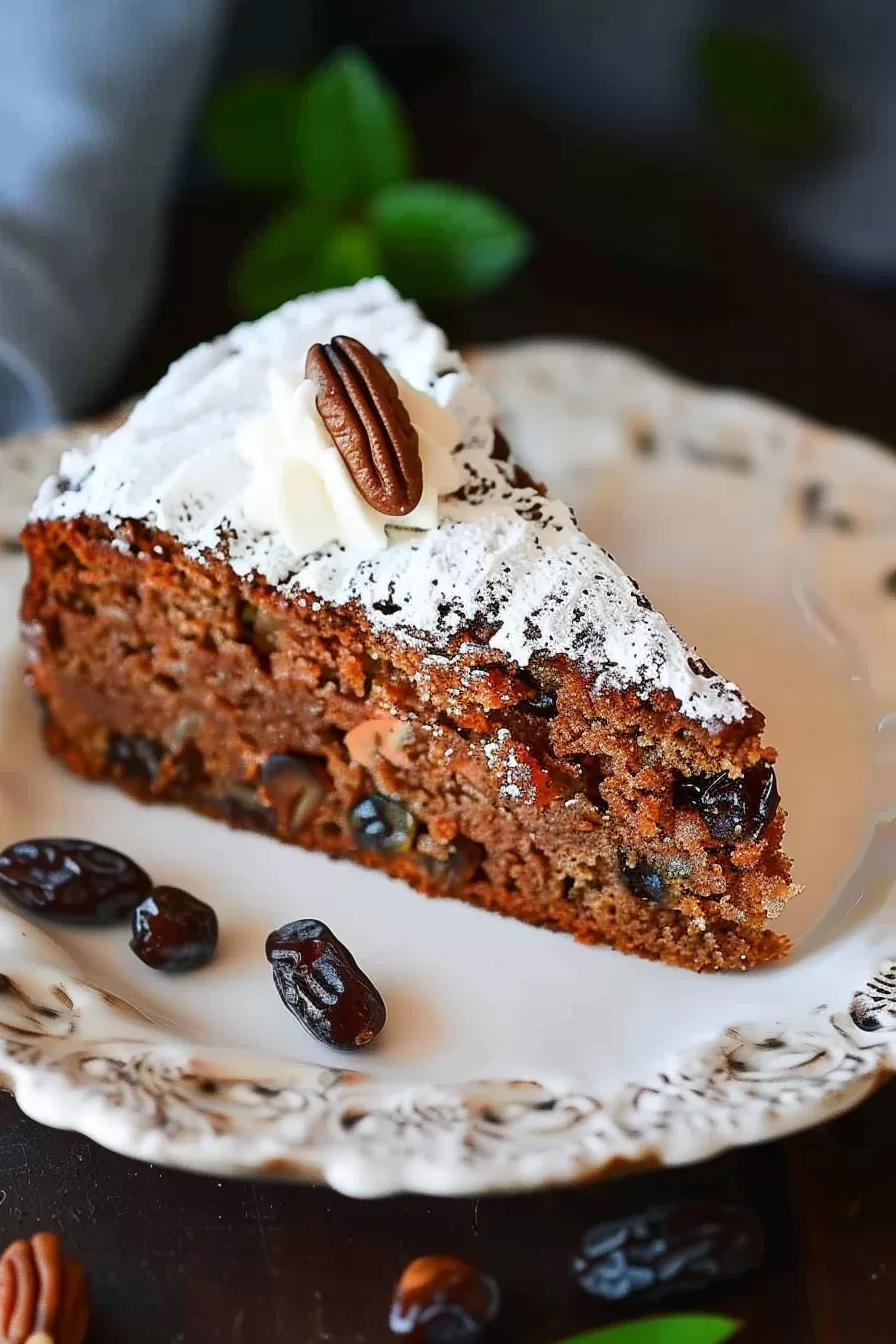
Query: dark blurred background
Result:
<box><xmin>120</xmin><ymin>0</ymin><xmax>896</xmax><ymax>443</ymax></box>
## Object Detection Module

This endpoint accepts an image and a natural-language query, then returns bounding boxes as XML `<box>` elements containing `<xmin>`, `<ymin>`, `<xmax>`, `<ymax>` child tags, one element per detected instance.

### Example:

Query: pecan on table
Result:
<box><xmin>0</xmin><ymin>1232</ymin><xmax>89</xmax><ymax>1344</ymax></box>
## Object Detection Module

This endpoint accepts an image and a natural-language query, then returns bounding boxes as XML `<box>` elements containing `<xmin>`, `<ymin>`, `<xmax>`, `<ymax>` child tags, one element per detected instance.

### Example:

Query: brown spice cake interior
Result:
<box><xmin>19</xmin><ymin>280</ymin><xmax>796</xmax><ymax>972</ymax></box>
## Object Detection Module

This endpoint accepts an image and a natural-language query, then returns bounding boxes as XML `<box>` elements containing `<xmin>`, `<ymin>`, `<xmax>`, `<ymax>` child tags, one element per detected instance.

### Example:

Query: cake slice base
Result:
<box><xmin>22</xmin><ymin>516</ymin><xmax>793</xmax><ymax>973</ymax></box>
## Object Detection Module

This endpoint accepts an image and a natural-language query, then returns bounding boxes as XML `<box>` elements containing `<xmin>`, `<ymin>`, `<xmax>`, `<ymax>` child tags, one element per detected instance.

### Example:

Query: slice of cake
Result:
<box><xmin>20</xmin><ymin>279</ymin><xmax>796</xmax><ymax>971</ymax></box>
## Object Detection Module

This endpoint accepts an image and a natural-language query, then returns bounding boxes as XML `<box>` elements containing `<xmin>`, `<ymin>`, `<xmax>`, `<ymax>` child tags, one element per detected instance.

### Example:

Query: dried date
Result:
<box><xmin>389</xmin><ymin>1255</ymin><xmax>500</xmax><ymax>1341</ymax></box>
<box><xmin>673</xmin><ymin>762</ymin><xmax>779</xmax><ymax>844</ymax></box>
<box><xmin>572</xmin><ymin>1203</ymin><xmax>763</xmax><ymax>1303</ymax></box>
<box><xmin>265</xmin><ymin>918</ymin><xmax>386</xmax><ymax>1050</ymax></box>
<box><xmin>130</xmin><ymin>886</ymin><xmax>219</xmax><ymax>972</ymax></box>
<box><xmin>0</xmin><ymin>837</ymin><xmax>152</xmax><ymax>924</ymax></box>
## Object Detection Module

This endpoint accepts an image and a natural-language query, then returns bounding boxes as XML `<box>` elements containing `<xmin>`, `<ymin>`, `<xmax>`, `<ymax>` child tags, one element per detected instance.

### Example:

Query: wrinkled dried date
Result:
<box><xmin>0</xmin><ymin>838</ymin><xmax>152</xmax><ymax>924</ymax></box>
<box><xmin>674</xmin><ymin>762</ymin><xmax>779</xmax><ymax>844</ymax></box>
<box><xmin>265</xmin><ymin>919</ymin><xmax>386</xmax><ymax>1050</ymax></box>
<box><xmin>572</xmin><ymin>1203</ymin><xmax>763</xmax><ymax>1303</ymax></box>
<box><xmin>130</xmin><ymin>886</ymin><xmax>219</xmax><ymax>972</ymax></box>
<box><xmin>389</xmin><ymin>1255</ymin><xmax>500</xmax><ymax>1341</ymax></box>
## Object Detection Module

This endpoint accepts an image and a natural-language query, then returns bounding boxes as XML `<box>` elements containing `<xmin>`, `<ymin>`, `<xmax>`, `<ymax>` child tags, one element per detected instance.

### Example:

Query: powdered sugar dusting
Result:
<box><xmin>30</xmin><ymin>278</ymin><xmax>748</xmax><ymax>727</ymax></box>
<box><xmin>482</xmin><ymin>727</ymin><xmax>534</xmax><ymax>802</ymax></box>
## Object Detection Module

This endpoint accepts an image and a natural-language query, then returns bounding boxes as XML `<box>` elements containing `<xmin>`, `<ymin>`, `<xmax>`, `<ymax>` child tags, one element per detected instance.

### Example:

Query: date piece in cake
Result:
<box><xmin>20</xmin><ymin>279</ymin><xmax>796</xmax><ymax>971</ymax></box>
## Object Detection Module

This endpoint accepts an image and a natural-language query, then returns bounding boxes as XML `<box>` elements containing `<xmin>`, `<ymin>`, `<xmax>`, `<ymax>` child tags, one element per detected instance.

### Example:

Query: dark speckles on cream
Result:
<box><xmin>30</xmin><ymin>278</ymin><xmax>750</xmax><ymax>728</ymax></box>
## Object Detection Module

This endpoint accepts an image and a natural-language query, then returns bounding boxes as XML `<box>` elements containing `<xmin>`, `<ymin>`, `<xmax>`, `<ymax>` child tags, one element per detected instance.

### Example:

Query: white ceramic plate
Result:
<box><xmin>1</xmin><ymin>343</ymin><xmax>895</xmax><ymax>1197</ymax></box>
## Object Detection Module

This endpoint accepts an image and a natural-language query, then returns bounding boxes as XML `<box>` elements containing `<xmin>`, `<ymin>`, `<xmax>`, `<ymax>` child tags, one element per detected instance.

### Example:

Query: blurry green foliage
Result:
<box><xmin>204</xmin><ymin>48</ymin><xmax>530</xmax><ymax>315</ymax></box>
<box><xmin>205</xmin><ymin>74</ymin><xmax>303</xmax><ymax>189</ymax></box>
<box><xmin>293</xmin><ymin>49</ymin><xmax>411</xmax><ymax>203</ymax></box>
<box><xmin>369</xmin><ymin>181</ymin><xmax>531</xmax><ymax>304</ymax></box>
<box><xmin>555</xmin><ymin>1316</ymin><xmax>740</xmax><ymax>1344</ymax></box>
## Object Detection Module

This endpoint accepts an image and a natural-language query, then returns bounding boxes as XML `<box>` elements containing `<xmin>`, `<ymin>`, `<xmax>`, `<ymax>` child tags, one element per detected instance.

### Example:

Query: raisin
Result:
<box><xmin>389</xmin><ymin>1256</ymin><xmax>500</xmax><ymax>1341</ymax></box>
<box><xmin>0</xmin><ymin>837</ymin><xmax>152</xmax><ymax>924</ymax></box>
<box><xmin>572</xmin><ymin>1203</ymin><xmax>763</xmax><ymax>1303</ymax></box>
<box><xmin>349</xmin><ymin>794</ymin><xmax>417</xmax><ymax>853</ymax></box>
<box><xmin>107</xmin><ymin>733</ymin><xmax>163</xmax><ymax>784</ymax></box>
<box><xmin>674</xmin><ymin>762</ymin><xmax>779</xmax><ymax>844</ymax></box>
<box><xmin>265</xmin><ymin>919</ymin><xmax>386</xmax><ymax>1050</ymax></box>
<box><xmin>130</xmin><ymin>886</ymin><xmax>218</xmax><ymax>972</ymax></box>
<box><xmin>526</xmin><ymin>688</ymin><xmax>557</xmax><ymax>717</ymax></box>
<box><xmin>619</xmin><ymin>856</ymin><xmax>666</xmax><ymax>904</ymax></box>
<box><xmin>260</xmin><ymin>753</ymin><xmax>327</xmax><ymax>831</ymax></box>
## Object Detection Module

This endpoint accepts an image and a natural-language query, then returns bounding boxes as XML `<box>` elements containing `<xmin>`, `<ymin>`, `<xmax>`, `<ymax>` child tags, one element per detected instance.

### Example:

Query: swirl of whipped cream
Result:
<box><xmin>236</xmin><ymin>365</ymin><xmax>463</xmax><ymax>556</ymax></box>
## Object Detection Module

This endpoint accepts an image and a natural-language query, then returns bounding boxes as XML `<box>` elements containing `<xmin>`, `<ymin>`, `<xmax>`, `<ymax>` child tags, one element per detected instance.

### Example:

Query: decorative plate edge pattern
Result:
<box><xmin>0</xmin><ymin>945</ymin><xmax>894</xmax><ymax>1196</ymax></box>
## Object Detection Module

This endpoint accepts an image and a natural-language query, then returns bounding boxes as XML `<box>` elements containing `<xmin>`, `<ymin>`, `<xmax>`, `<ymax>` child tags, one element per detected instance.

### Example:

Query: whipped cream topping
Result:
<box><xmin>30</xmin><ymin>278</ymin><xmax>749</xmax><ymax>727</ymax></box>
<box><xmin>237</xmin><ymin>366</ymin><xmax>463</xmax><ymax>556</ymax></box>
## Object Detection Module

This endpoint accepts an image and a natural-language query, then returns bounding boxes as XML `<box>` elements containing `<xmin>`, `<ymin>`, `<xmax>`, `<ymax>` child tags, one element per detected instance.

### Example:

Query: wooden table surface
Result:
<box><xmin>4</xmin><ymin>80</ymin><xmax>896</xmax><ymax>1343</ymax></box>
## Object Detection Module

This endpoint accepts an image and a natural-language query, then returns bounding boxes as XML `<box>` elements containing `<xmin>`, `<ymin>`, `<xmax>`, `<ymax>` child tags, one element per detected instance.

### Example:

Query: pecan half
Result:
<box><xmin>306</xmin><ymin>335</ymin><xmax>423</xmax><ymax>516</ymax></box>
<box><xmin>0</xmin><ymin>1232</ymin><xmax>89</xmax><ymax>1344</ymax></box>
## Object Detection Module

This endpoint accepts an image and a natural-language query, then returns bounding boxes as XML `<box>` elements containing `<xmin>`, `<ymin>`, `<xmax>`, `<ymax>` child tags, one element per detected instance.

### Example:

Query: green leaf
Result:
<box><xmin>317</xmin><ymin>220</ymin><xmax>382</xmax><ymax>289</ymax></box>
<box><xmin>554</xmin><ymin>1316</ymin><xmax>740</xmax><ymax>1344</ymax></box>
<box><xmin>697</xmin><ymin>30</ymin><xmax>835</xmax><ymax>163</ymax></box>
<box><xmin>294</xmin><ymin>47</ymin><xmax>411</xmax><ymax>204</ymax></box>
<box><xmin>368</xmin><ymin>180</ymin><xmax>531</xmax><ymax>303</ymax></box>
<box><xmin>204</xmin><ymin>73</ymin><xmax>303</xmax><ymax>189</ymax></box>
<box><xmin>233</xmin><ymin>202</ymin><xmax>381</xmax><ymax>316</ymax></box>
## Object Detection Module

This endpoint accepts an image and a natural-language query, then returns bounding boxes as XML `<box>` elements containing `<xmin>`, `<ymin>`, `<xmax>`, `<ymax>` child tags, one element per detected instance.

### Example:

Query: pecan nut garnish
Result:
<box><xmin>0</xmin><ymin>1232</ymin><xmax>89</xmax><ymax>1344</ymax></box>
<box><xmin>305</xmin><ymin>334</ymin><xmax>424</xmax><ymax>516</ymax></box>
